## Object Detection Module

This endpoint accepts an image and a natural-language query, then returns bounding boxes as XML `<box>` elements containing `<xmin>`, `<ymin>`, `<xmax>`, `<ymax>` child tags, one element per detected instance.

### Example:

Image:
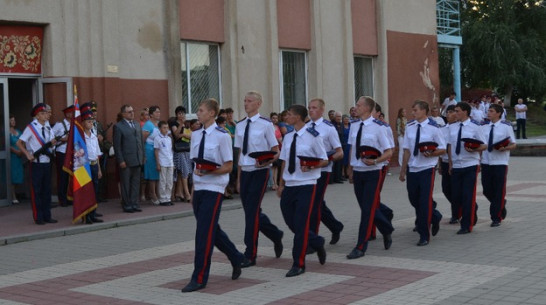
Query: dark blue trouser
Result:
<box><xmin>30</xmin><ymin>162</ymin><xmax>52</xmax><ymax>222</ymax></box>
<box><xmin>451</xmin><ymin>165</ymin><xmax>479</xmax><ymax>231</ymax></box>
<box><xmin>352</xmin><ymin>170</ymin><xmax>382</xmax><ymax>252</ymax></box>
<box><xmin>240</xmin><ymin>169</ymin><xmax>283</xmax><ymax>261</ymax></box>
<box><xmin>310</xmin><ymin>172</ymin><xmax>344</xmax><ymax>235</ymax></box>
<box><xmin>371</xmin><ymin>165</ymin><xmax>394</xmax><ymax>238</ymax></box>
<box><xmin>280</xmin><ymin>184</ymin><xmax>325</xmax><ymax>269</ymax></box>
<box><xmin>407</xmin><ymin>168</ymin><xmax>443</xmax><ymax>242</ymax></box>
<box><xmin>516</xmin><ymin>118</ymin><xmax>526</xmax><ymax>138</ymax></box>
<box><xmin>481</xmin><ymin>164</ymin><xmax>508</xmax><ymax>222</ymax></box>
<box><xmin>191</xmin><ymin>190</ymin><xmax>244</xmax><ymax>285</ymax></box>
<box><xmin>55</xmin><ymin>152</ymin><xmax>72</xmax><ymax>205</ymax></box>
<box><xmin>441</xmin><ymin>161</ymin><xmax>460</xmax><ymax>219</ymax></box>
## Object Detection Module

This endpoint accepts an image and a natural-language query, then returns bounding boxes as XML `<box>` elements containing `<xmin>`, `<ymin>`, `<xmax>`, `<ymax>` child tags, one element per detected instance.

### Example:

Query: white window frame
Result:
<box><xmin>279</xmin><ymin>49</ymin><xmax>308</xmax><ymax>111</ymax></box>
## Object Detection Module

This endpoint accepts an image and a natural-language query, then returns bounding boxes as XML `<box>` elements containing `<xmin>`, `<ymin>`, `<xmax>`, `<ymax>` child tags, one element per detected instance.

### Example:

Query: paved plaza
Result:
<box><xmin>1</xmin><ymin>156</ymin><xmax>546</xmax><ymax>304</ymax></box>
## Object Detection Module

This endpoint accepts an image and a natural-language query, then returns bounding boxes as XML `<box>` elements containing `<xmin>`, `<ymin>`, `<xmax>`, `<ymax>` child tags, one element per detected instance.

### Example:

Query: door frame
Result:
<box><xmin>0</xmin><ymin>78</ymin><xmax>11</xmax><ymax>206</ymax></box>
<box><xmin>38</xmin><ymin>77</ymin><xmax>74</xmax><ymax>106</ymax></box>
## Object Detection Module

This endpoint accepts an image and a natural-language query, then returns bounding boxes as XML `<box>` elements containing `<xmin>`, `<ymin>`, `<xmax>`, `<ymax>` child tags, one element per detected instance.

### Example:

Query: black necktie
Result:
<box><xmin>455</xmin><ymin>123</ymin><xmax>463</xmax><ymax>155</ymax></box>
<box><xmin>488</xmin><ymin>124</ymin><xmax>494</xmax><ymax>152</ymax></box>
<box><xmin>355</xmin><ymin>122</ymin><xmax>363</xmax><ymax>159</ymax></box>
<box><xmin>413</xmin><ymin>124</ymin><xmax>421</xmax><ymax>156</ymax></box>
<box><xmin>41</xmin><ymin>127</ymin><xmax>46</xmax><ymax>139</ymax></box>
<box><xmin>242</xmin><ymin>119</ymin><xmax>251</xmax><ymax>155</ymax></box>
<box><xmin>311</xmin><ymin>122</ymin><xmax>316</xmax><ymax>130</ymax></box>
<box><xmin>288</xmin><ymin>133</ymin><xmax>298</xmax><ymax>174</ymax></box>
<box><xmin>198</xmin><ymin>130</ymin><xmax>206</xmax><ymax>159</ymax></box>
<box><xmin>129</xmin><ymin>121</ymin><xmax>134</xmax><ymax>129</ymax></box>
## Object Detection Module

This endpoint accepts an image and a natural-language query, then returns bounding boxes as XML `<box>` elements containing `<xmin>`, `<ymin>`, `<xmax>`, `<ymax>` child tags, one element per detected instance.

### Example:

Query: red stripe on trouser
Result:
<box><xmin>499</xmin><ymin>166</ymin><xmax>508</xmax><ymax>221</ymax></box>
<box><xmin>364</xmin><ymin>170</ymin><xmax>383</xmax><ymax>241</ymax></box>
<box><xmin>298</xmin><ymin>185</ymin><xmax>317</xmax><ymax>268</ymax></box>
<box><xmin>469</xmin><ymin>166</ymin><xmax>479</xmax><ymax>232</ymax></box>
<box><xmin>29</xmin><ymin>163</ymin><xmax>38</xmax><ymax>221</ymax></box>
<box><xmin>372</xmin><ymin>166</ymin><xmax>388</xmax><ymax>236</ymax></box>
<box><xmin>427</xmin><ymin>169</ymin><xmax>436</xmax><ymax>240</ymax></box>
<box><xmin>197</xmin><ymin>193</ymin><xmax>222</xmax><ymax>284</ymax></box>
<box><xmin>251</xmin><ymin>170</ymin><xmax>270</xmax><ymax>259</ymax></box>
<box><xmin>316</xmin><ymin>173</ymin><xmax>330</xmax><ymax>233</ymax></box>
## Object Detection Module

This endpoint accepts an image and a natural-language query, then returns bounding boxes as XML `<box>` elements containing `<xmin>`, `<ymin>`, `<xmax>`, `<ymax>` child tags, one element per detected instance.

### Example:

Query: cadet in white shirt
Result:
<box><xmin>448</xmin><ymin>102</ymin><xmax>487</xmax><ymax>234</ymax></box>
<box><xmin>439</xmin><ymin>105</ymin><xmax>459</xmax><ymax>224</ymax></box>
<box><xmin>277</xmin><ymin>104</ymin><xmax>328</xmax><ymax>277</ymax></box>
<box><xmin>306</xmin><ymin>98</ymin><xmax>345</xmax><ymax>245</ymax></box>
<box><xmin>481</xmin><ymin>103</ymin><xmax>516</xmax><ymax>227</ymax></box>
<box><xmin>154</xmin><ymin>121</ymin><xmax>174</xmax><ymax>206</ymax></box>
<box><xmin>514</xmin><ymin>98</ymin><xmax>527</xmax><ymax>139</ymax></box>
<box><xmin>235</xmin><ymin>91</ymin><xmax>284</xmax><ymax>268</ymax></box>
<box><xmin>347</xmin><ymin>96</ymin><xmax>393</xmax><ymax>260</ymax></box>
<box><xmin>399</xmin><ymin>100</ymin><xmax>446</xmax><ymax>246</ymax></box>
<box><xmin>52</xmin><ymin>105</ymin><xmax>74</xmax><ymax>207</ymax></box>
<box><xmin>182</xmin><ymin>98</ymin><xmax>245</xmax><ymax>293</ymax></box>
<box><xmin>17</xmin><ymin>103</ymin><xmax>58</xmax><ymax>225</ymax></box>
<box><xmin>82</xmin><ymin>110</ymin><xmax>104</xmax><ymax>224</ymax></box>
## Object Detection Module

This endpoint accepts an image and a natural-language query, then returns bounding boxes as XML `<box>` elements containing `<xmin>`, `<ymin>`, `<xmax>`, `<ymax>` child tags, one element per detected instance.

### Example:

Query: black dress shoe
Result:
<box><xmin>159</xmin><ymin>201</ymin><xmax>171</xmax><ymax>206</ymax></box>
<box><xmin>45</xmin><ymin>219</ymin><xmax>58</xmax><ymax>224</ymax></box>
<box><xmin>181</xmin><ymin>281</ymin><xmax>206</xmax><ymax>293</ymax></box>
<box><xmin>431</xmin><ymin>221</ymin><xmax>440</xmax><ymax>236</ymax></box>
<box><xmin>240</xmin><ymin>258</ymin><xmax>256</xmax><ymax>268</ymax></box>
<box><xmin>501</xmin><ymin>206</ymin><xmax>507</xmax><ymax>219</ymax></box>
<box><xmin>491</xmin><ymin>221</ymin><xmax>501</xmax><ymax>227</ymax></box>
<box><xmin>95</xmin><ymin>212</ymin><xmax>103</xmax><ymax>217</ymax></box>
<box><xmin>316</xmin><ymin>246</ymin><xmax>326</xmax><ymax>265</ymax></box>
<box><xmin>91</xmin><ymin>217</ymin><xmax>103</xmax><ymax>223</ymax></box>
<box><xmin>85</xmin><ymin>216</ymin><xmax>94</xmax><ymax>225</ymax></box>
<box><xmin>457</xmin><ymin>228</ymin><xmax>470</xmax><ymax>235</ymax></box>
<box><xmin>346</xmin><ymin>248</ymin><xmax>365</xmax><ymax>259</ymax></box>
<box><xmin>473</xmin><ymin>213</ymin><xmax>478</xmax><ymax>225</ymax></box>
<box><xmin>273</xmin><ymin>234</ymin><xmax>283</xmax><ymax>258</ymax></box>
<box><xmin>123</xmin><ymin>208</ymin><xmax>134</xmax><ymax>213</ymax></box>
<box><xmin>330</xmin><ymin>231</ymin><xmax>341</xmax><ymax>245</ymax></box>
<box><xmin>133</xmin><ymin>207</ymin><xmax>142</xmax><ymax>212</ymax></box>
<box><xmin>35</xmin><ymin>220</ymin><xmax>46</xmax><ymax>225</ymax></box>
<box><xmin>383</xmin><ymin>234</ymin><xmax>392</xmax><ymax>250</ymax></box>
<box><xmin>417</xmin><ymin>239</ymin><xmax>429</xmax><ymax>246</ymax></box>
<box><xmin>232</xmin><ymin>264</ymin><xmax>242</xmax><ymax>280</ymax></box>
<box><xmin>412</xmin><ymin>226</ymin><xmax>417</xmax><ymax>232</ymax></box>
<box><xmin>285</xmin><ymin>267</ymin><xmax>305</xmax><ymax>277</ymax></box>
<box><xmin>449</xmin><ymin>218</ymin><xmax>459</xmax><ymax>224</ymax></box>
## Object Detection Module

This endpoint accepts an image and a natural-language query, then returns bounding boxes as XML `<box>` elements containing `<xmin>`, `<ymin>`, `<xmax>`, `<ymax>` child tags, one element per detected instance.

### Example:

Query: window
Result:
<box><xmin>354</xmin><ymin>56</ymin><xmax>374</xmax><ymax>99</ymax></box>
<box><xmin>280</xmin><ymin>50</ymin><xmax>307</xmax><ymax>110</ymax></box>
<box><xmin>181</xmin><ymin>42</ymin><xmax>221</xmax><ymax>113</ymax></box>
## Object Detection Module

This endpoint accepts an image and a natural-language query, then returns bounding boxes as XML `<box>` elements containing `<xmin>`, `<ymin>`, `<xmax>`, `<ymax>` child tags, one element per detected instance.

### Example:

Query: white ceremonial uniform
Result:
<box><xmin>279</xmin><ymin>128</ymin><xmax>327</xmax><ymax>186</ymax></box>
<box><xmin>481</xmin><ymin>120</ymin><xmax>516</xmax><ymax>166</ymax></box>
<box><xmin>378</xmin><ymin>120</ymin><xmax>395</xmax><ymax>167</ymax></box>
<box><xmin>154</xmin><ymin>133</ymin><xmax>174</xmax><ymax>167</ymax></box>
<box><xmin>52</xmin><ymin>119</ymin><xmax>70</xmax><ymax>153</ymax></box>
<box><xmin>440</xmin><ymin>123</ymin><xmax>453</xmax><ymax>163</ymax></box>
<box><xmin>85</xmin><ymin>131</ymin><xmax>103</xmax><ymax>162</ymax></box>
<box><xmin>448</xmin><ymin>118</ymin><xmax>486</xmax><ymax>168</ymax></box>
<box><xmin>190</xmin><ymin>123</ymin><xmax>232</xmax><ymax>193</ymax></box>
<box><xmin>348</xmin><ymin>117</ymin><xmax>391</xmax><ymax>172</ymax></box>
<box><xmin>234</xmin><ymin>113</ymin><xmax>278</xmax><ymax>172</ymax></box>
<box><xmin>19</xmin><ymin>119</ymin><xmax>55</xmax><ymax>163</ymax></box>
<box><xmin>403</xmin><ymin>118</ymin><xmax>446</xmax><ymax>172</ymax></box>
<box><xmin>306</xmin><ymin>117</ymin><xmax>341</xmax><ymax>173</ymax></box>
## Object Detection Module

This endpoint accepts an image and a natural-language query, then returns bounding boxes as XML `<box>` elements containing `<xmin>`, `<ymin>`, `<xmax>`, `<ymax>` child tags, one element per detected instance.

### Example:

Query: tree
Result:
<box><xmin>461</xmin><ymin>0</ymin><xmax>546</xmax><ymax>103</ymax></box>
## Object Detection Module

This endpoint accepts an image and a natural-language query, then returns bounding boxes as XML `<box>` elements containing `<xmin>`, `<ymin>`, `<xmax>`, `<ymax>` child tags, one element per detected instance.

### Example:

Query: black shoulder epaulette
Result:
<box><xmin>427</xmin><ymin>118</ymin><xmax>439</xmax><ymax>128</ymax></box>
<box><xmin>306</xmin><ymin>127</ymin><xmax>319</xmax><ymax>137</ymax></box>
<box><xmin>381</xmin><ymin>120</ymin><xmax>391</xmax><ymax>127</ymax></box>
<box><xmin>482</xmin><ymin>118</ymin><xmax>491</xmax><ymax>125</ymax></box>
<box><xmin>236</xmin><ymin>117</ymin><xmax>247</xmax><ymax>124</ymax></box>
<box><xmin>501</xmin><ymin>120</ymin><xmax>511</xmax><ymax>126</ymax></box>
<box><xmin>350</xmin><ymin>118</ymin><xmax>360</xmax><ymax>124</ymax></box>
<box><xmin>470</xmin><ymin>119</ymin><xmax>481</xmax><ymax>125</ymax></box>
<box><xmin>323</xmin><ymin>120</ymin><xmax>334</xmax><ymax>127</ymax></box>
<box><xmin>372</xmin><ymin>119</ymin><xmax>383</xmax><ymax>126</ymax></box>
<box><xmin>215</xmin><ymin>126</ymin><xmax>227</xmax><ymax>133</ymax></box>
<box><xmin>259</xmin><ymin>116</ymin><xmax>271</xmax><ymax>122</ymax></box>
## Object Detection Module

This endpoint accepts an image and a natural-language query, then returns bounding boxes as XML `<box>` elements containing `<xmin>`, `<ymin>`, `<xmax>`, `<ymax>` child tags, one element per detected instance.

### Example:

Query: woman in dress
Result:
<box><xmin>396</xmin><ymin>108</ymin><xmax>407</xmax><ymax>167</ymax></box>
<box><xmin>9</xmin><ymin>114</ymin><xmax>23</xmax><ymax>204</ymax></box>
<box><xmin>171</xmin><ymin>106</ymin><xmax>192</xmax><ymax>202</ymax></box>
<box><xmin>142</xmin><ymin>106</ymin><xmax>161</xmax><ymax>204</ymax></box>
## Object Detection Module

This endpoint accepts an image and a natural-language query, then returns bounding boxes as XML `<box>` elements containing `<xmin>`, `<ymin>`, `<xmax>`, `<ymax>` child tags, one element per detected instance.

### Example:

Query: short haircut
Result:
<box><xmin>413</xmin><ymin>100</ymin><xmax>430</xmax><ymax>114</ymax></box>
<box><xmin>360</xmin><ymin>96</ymin><xmax>376</xmax><ymax>111</ymax></box>
<box><xmin>309</xmin><ymin>98</ymin><xmax>326</xmax><ymax>109</ymax></box>
<box><xmin>288</xmin><ymin>104</ymin><xmax>308</xmax><ymax>121</ymax></box>
<box><xmin>446</xmin><ymin>105</ymin><xmax>456</xmax><ymax>112</ymax></box>
<box><xmin>225</xmin><ymin>107</ymin><xmax>234</xmax><ymax>114</ymax></box>
<box><xmin>246</xmin><ymin>91</ymin><xmax>263</xmax><ymax>103</ymax></box>
<box><xmin>120</xmin><ymin>104</ymin><xmax>132</xmax><ymax>113</ymax></box>
<box><xmin>489</xmin><ymin>103</ymin><xmax>503</xmax><ymax>114</ymax></box>
<box><xmin>148</xmin><ymin>105</ymin><xmax>160</xmax><ymax>115</ymax></box>
<box><xmin>218</xmin><ymin>109</ymin><xmax>226</xmax><ymax>116</ymax></box>
<box><xmin>199</xmin><ymin>98</ymin><xmax>220</xmax><ymax>116</ymax></box>
<box><xmin>157</xmin><ymin>120</ymin><xmax>168</xmax><ymax>128</ymax></box>
<box><xmin>270</xmin><ymin>112</ymin><xmax>278</xmax><ymax>118</ymax></box>
<box><xmin>175</xmin><ymin>106</ymin><xmax>186</xmax><ymax>115</ymax></box>
<box><xmin>455</xmin><ymin>102</ymin><xmax>471</xmax><ymax>116</ymax></box>
<box><xmin>216</xmin><ymin>116</ymin><xmax>226</xmax><ymax>125</ymax></box>
<box><xmin>374</xmin><ymin>103</ymin><xmax>382</xmax><ymax>113</ymax></box>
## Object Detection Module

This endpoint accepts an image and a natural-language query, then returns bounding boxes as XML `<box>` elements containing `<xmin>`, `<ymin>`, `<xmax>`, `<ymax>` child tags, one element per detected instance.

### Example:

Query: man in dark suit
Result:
<box><xmin>114</xmin><ymin>104</ymin><xmax>145</xmax><ymax>213</ymax></box>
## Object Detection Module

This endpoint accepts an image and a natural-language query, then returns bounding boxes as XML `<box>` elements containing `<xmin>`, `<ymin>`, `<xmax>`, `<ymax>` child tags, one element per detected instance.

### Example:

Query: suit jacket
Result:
<box><xmin>113</xmin><ymin>119</ymin><xmax>144</xmax><ymax>167</ymax></box>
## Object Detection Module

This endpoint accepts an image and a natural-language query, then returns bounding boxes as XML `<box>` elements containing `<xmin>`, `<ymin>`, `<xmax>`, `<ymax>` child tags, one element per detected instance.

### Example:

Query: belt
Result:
<box><xmin>90</xmin><ymin>160</ymin><xmax>98</xmax><ymax>165</ymax></box>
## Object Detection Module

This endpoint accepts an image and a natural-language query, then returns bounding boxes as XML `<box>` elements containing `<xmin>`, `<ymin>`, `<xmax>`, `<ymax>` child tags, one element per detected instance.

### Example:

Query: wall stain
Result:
<box><xmin>137</xmin><ymin>21</ymin><xmax>162</xmax><ymax>52</ymax></box>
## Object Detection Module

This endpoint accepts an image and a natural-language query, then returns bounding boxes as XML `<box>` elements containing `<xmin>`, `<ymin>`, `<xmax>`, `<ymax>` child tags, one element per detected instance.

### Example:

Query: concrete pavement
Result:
<box><xmin>0</xmin><ymin>156</ymin><xmax>545</xmax><ymax>304</ymax></box>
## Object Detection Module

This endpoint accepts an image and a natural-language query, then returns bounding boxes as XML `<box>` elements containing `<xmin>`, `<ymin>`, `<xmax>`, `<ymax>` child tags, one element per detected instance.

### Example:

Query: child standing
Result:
<box><xmin>154</xmin><ymin>121</ymin><xmax>174</xmax><ymax>206</ymax></box>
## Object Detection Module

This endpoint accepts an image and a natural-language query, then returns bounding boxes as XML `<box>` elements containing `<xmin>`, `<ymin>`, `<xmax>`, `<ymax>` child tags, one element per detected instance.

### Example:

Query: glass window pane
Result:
<box><xmin>282</xmin><ymin>51</ymin><xmax>306</xmax><ymax>109</ymax></box>
<box><xmin>354</xmin><ymin>57</ymin><xmax>373</xmax><ymax>99</ymax></box>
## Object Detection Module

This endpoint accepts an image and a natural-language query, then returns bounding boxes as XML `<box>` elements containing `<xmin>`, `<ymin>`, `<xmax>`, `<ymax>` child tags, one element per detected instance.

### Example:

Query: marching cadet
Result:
<box><xmin>16</xmin><ymin>103</ymin><xmax>58</xmax><ymax>225</ymax></box>
<box><xmin>346</xmin><ymin>96</ymin><xmax>393</xmax><ymax>259</ymax></box>
<box><xmin>306</xmin><ymin>98</ymin><xmax>345</xmax><ymax>245</ymax></box>
<box><xmin>82</xmin><ymin>110</ymin><xmax>104</xmax><ymax>224</ymax></box>
<box><xmin>439</xmin><ymin>105</ymin><xmax>459</xmax><ymax>224</ymax></box>
<box><xmin>182</xmin><ymin>98</ymin><xmax>245</xmax><ymax>293</ymax></box>
<box><xmin>52</xmin><ymin>105</ymin><xmax>74</xmax><ymax>207</ymax></box>
<box><xmin>277</xmin><ymin>104</ymin><xmax>328</xmax><ymax>277</ymax></box>
<box><xmin>399</xmin><ymin>100</ymin><xmax>446</xmax><ymax>246</ymax></box>
<box><xmin>448</xmin><ymin>102</ymin><xmax>487</xmax><ymax>235</ymax></box>
<box><xmin>480</xmin><ymin>103</ymin><xmax>516</xmax><ymax>227</ymax></box>
<box><xmin>235</xmin><ymin>91</ymin><xmax>284</xmax><ymax>268</ymax></box>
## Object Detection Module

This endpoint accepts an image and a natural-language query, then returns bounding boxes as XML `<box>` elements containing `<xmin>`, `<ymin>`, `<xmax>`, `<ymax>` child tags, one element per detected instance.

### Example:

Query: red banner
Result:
<box><xmin>0</xmin><ymin>25</ymin><xmax>43</xmax><ymax>74</ymax></box>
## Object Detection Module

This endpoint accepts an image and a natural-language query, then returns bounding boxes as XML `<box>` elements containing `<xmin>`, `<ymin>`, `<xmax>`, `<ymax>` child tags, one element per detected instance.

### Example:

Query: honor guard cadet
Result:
<box><xmin>277</xmin><ymin>104</ymin><xmax>328</xmax><ymax>277</ymax></box>
<box><xmin>448</xmin><ymin>102</ymin><xmax>487</xmax><ymax>234</ymax></box>
<box><xmin>399</xmin><ymin>100</ymin><xmax>446</xmax><ymax>246</ymax></box>
<box><xmin>182</xmin><ymin>98</ymin><xmax>245</xmax><ymax>293</ymax></box>
<box><xmin>480</xmin><ymin>103</ymin><xmax>516</xmax><ymax>227</ymax></box>
<box><xmin>82</xmin><ymin>111</ymin><xmax>104</xmax><ymax>224</ymax></box>
<box><xmin>346</xmin><ymin>96</ymin><xmax>393</xmax><ymax>259</ymax></box>
<box><xmin>439</xmin><ymin>105</ymin><xmax>459</xmax><ymax>224</ymax></box>
<box><xmin>306</xmin><ymin>98</ymin><xmax>345</xmax><ymax>245</ymax></box>
<box><xmin>16</xmin><ymin>103</ymin><xmax>58</xmax><ymax>225</ymax></box>
<box><xmin>235</xmin><ymin>91</ymin><xmax>284</xmax><ymax>268</ymax></box>
<box><xmin>52</xmin><ymin>105</ymin><xmax>74</xmax><ymax>207</ymax></box>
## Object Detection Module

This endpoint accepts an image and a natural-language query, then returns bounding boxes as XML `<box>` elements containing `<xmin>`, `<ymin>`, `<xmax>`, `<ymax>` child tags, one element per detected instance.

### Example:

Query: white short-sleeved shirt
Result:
<box><xmin>481</xmin><ymin>120</ymin><xmax>516</xmax><ymax>166</ymax></box>
<box><xmin>154</xmin><ymin>133</ymin><xmax>174</xmax><ymax>167</ymax></box>
<box><xmin>280</xmin><ymin>127</ymin><xmax>327</xmax><ymax>187</ymax></box>
<box><xmin>190</xmin><ymin>123</ymin><xmax>233</xmax><ymax>193</ymax></box>
<box><xmin>440</xmin><ymin>123</ymin><xmax>453</xmax><ymax>163</ymax></box>
<box><xmin>19</xmin><ymin>119</ymin><xmax>55</xmax><ymax>163</ymax></box>
<box><xmin>431</xmin><ymin>116</ymin><xmax>446</xmax><ymax>127</ymax></box>
<box><xmin>85</xmin><ymin>130</ymin><xmax>103</xmax><ymax>162</ymax></box>
<box><xmin>448</xmin><ymin>118</ymin><xmax>486</xmax><ymax>168</ymax></box>
<box><xmin>441</xmin><ymin>98</ymin><xmax>457</xmax><ymax>116</ymax></box>
<box><xmin>52</xmin><ymin>119</ymin><xmax>70</xmax><ymax>153</ymax></box>
<box><xmin>378</xmin><ymin>120</ymin><xmax>395</xmax><ymax>167</ymax></box>
<box><xmin>402</xmin><ymin>118</ymin><xmax>446</xmax><ymax>172</ymax></box>
<box><xmin>235</xmin><ymin>113</ymin><xmax>279</xmax><ymax>172</ymax></box>
<box><xmin>306</xmin><ymin>117</ymin><xmax>341</xmax><ymax>172</ymax></box>
<box><xmin>348</xmin><ymin>117</ymin><xmax>391</xmax><ymax>172</ymax></box>
<box><xmin>515</xmin><ymin>104</ymin><xmax>527</xmax><ymax>120</ymax></box>
<box><xmin>471</xmin><ymin>108</ymin><xmax>485</xmax><ymax>123</ymax></box>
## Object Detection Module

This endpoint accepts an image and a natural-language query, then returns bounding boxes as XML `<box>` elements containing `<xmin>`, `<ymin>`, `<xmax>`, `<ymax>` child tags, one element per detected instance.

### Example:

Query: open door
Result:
<box><xmin>38</xmin><ymin>78</ymin><xmax>73</xmax><ymax>123</ymax></box>
<box><xmin>0</xmin><ymin>78</ymin><xmax>10</xmax><ymax>206</ymax></box>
